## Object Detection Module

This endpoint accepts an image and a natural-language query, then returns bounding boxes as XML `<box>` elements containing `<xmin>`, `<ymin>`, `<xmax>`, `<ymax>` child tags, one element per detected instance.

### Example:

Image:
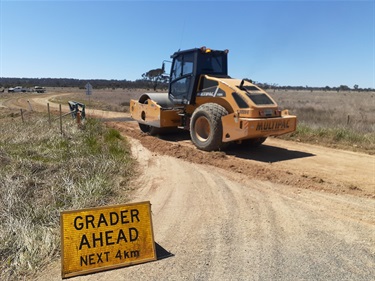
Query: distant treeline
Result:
<box><xmin>255</xmin><ymin>83</ymin><xmax>374</xmax><ymax>92</ymax></box>
<box><xmin>0</xmin><ymin>77</ymin><xmax>373</xmax><ymax>92</ymax></box>
<box><xmin>0</xmin><ymin>77</ymin><xmax>168</xmax><ymax>90</ymax></box>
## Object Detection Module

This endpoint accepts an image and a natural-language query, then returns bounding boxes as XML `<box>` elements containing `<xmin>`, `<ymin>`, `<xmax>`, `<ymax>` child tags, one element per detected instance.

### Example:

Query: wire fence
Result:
<box><xmin>17</xmin><ymin>101</ymin><xmax>85</xmax><ymax>134</ymax></box>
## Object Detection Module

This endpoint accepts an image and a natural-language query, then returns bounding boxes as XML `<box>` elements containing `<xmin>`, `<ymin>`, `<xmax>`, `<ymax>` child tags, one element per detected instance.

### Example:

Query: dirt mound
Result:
<box><xmin>108</xmin><ymin>122</ymin><xmax>372</xmax><ymax>198</ymax></box>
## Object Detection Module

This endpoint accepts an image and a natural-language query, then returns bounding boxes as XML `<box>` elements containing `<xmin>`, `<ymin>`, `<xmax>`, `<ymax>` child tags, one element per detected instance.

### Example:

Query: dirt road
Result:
<box><xmin>2</xmin><ymin>93</ymin><xmax>374</xmax><ymax>280</ymax></box>
<box><xmin>38</xmin><ymin>138</ymin><xmax>374</xmax><ymax>281</ymax></box>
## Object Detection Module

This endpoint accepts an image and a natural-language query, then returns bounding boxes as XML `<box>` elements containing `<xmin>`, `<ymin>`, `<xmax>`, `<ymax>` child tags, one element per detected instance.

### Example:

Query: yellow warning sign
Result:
<box><xmin>60</xmin><ymin>201</ymin><xmax>156</xmax><ymax>278</ymax></box>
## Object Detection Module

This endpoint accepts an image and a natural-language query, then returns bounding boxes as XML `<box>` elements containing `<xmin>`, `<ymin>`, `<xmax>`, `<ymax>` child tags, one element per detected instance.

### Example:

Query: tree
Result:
<box><xmin>142</xmin><ymin>68</ymin><xmax>168</xmax><ymax>91</ymax></box>
<box><xmin>354</xmin><ymin>84</ymin><xmax>359</xmax><ymax>91</ymax></box>
<box><xmin>339</xmin><ymin>85</ymin><xmax>350</xmax><ymax>92</ymax></box>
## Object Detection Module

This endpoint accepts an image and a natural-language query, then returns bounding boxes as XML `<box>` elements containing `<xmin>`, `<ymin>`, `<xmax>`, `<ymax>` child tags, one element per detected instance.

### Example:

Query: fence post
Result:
<box><xmin>27</xmin><ymin>100</ymin><xmax>33</xmax><ymax>111</ymax></box>
<box><xmin>59</xmin><ymin>104</ymin><xmax>63</xmax><ymax>134</ymax></box>
<box><xmin>47</xmin><ymin>103</ymin><xmax>51</xmax><ymax>127</ymax></box>
<box><xmin>76</xmin><ymin>111</ymin><xmax>81</xmax><ymax>125</ymax></box>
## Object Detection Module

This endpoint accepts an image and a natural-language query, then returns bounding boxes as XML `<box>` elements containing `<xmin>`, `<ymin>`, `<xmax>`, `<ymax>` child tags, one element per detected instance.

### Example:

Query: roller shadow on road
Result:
<box><xmin>157</xmin><ymin>130</ymin><xmax>191</xmax><ymax>142</ymax></box>
<box><xmin>157</xmin><ymin>131</ymin><xmax>314</xmax><ymax>163</ymax></box>
<box><xmin>226</xmin><ymin>144</ymin><xmax>315</xmax><ymax>163</ymax></box>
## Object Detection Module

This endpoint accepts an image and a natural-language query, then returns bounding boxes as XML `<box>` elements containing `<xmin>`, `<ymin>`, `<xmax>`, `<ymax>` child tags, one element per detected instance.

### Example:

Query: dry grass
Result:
<box><xmin>271</xmin><ymin>90</ymin><xmax>375</xmax><ymax>154</ymax></box>
<box><xmin>272</xmin><ymin>90</ymin><xmax>375</xmax><ymax>132</ymax></box>
<box><xmin>48</xmin><ymin>87</ymin><xmax>375</xmax><ymax>153</ymax></box>
<box><xmin>0</xmin><ymin>109</ymin><xmax>134</xmax><ymax>280</ymax></box>
<box><xmin>50</xmin><ymin>88</ymin><xmax>150</xmax><ymax>113</ymax></box>
<box><xmin>59</xmin><ymin>88</ymin><xmax>374</xmax><ymax>154</ymax></box>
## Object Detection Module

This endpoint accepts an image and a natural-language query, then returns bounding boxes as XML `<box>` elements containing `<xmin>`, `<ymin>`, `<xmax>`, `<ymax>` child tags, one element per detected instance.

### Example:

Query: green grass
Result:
<box><xmin>0</xmin><ymin>111</ymin><xmax>134</xmax><ymax>280</ymax></box>
<box><xmin>281</xmin><ymin>122</ymin><xmax>375</xmax><ymax>154</ymax></box>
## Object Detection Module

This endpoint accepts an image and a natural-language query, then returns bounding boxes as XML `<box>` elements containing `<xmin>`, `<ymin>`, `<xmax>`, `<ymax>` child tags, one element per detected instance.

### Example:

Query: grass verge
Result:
<box><xmin>0</xmin><ymin>110</ymin><xmax>134</xmax><ymax>280</ymax></box>
<box><xmin>281</xmin><ymin>122</ymin><xmax>375</xmax><ymax>155</ymax></box>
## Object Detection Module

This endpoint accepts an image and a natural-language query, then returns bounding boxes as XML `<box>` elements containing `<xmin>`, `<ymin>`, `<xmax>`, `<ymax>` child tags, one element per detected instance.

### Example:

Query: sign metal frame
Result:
<box><xmin>85</xmin><ymin>82</ymin><xmax>92</xmax><ymax>96</ymax></box>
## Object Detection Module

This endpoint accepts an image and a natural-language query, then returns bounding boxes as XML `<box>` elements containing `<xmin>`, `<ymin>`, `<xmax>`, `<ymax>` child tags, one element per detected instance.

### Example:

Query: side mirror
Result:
<box><xmin>161</xmin><ymin>60</ymin><xmax>172</xmax><ymax>74</ymax></box>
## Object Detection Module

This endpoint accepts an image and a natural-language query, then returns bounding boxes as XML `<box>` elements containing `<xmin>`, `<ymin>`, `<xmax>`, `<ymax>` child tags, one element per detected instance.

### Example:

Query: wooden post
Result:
<box><xmin>59</xmin><ymin>104</ymin><xmax>63</xmax><ymax>134</ymax></box>
<box><xmin>47</xmin><ymin>103</ymin><xmax>51</xmax><ymax>127</ymax></box>
<box><xmin>27</xmin><ymin>100</ymin><xmax>33</xmax><ymax>111</ymax></box>
<box><xmin>76</xmin><ymin>112</ymin><xmax>81</xmax><ymax>125</ymax></box>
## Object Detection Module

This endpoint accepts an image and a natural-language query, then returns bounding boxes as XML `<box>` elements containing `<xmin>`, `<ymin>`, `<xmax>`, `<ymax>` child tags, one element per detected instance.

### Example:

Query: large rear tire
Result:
<box><xmin>190</xmin><ymin>103</ymin><xmax>228</xmax><ymax>151</ymax></box>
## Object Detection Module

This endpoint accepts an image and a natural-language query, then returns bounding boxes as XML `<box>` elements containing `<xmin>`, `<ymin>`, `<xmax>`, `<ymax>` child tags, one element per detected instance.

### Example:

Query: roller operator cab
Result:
<box><xmin>130</xmin><ymin>47</ymin><xmax>297</xmax><ymax>151</ymax></box>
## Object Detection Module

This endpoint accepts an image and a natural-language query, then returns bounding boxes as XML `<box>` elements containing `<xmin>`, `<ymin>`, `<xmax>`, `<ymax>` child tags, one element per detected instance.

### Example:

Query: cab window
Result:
<box><xmin>171</xmin><ymin>53</ymin><xmax>194</xmax><ymax>81</ymax></box>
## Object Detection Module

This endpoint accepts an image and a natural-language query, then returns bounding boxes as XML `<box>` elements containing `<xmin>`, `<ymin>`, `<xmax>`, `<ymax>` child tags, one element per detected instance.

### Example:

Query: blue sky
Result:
<box><xmin>0</xmin><ymin>0</ymin><xmax>374</xmax><ymax>88</ymax></box>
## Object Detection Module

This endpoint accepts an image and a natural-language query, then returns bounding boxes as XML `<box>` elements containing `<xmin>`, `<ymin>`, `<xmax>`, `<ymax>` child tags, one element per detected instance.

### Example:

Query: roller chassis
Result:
<box><xmin>130</xmin><ymin>47</ymin><xmax>297</xmax><ymax>151</ymax></box>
